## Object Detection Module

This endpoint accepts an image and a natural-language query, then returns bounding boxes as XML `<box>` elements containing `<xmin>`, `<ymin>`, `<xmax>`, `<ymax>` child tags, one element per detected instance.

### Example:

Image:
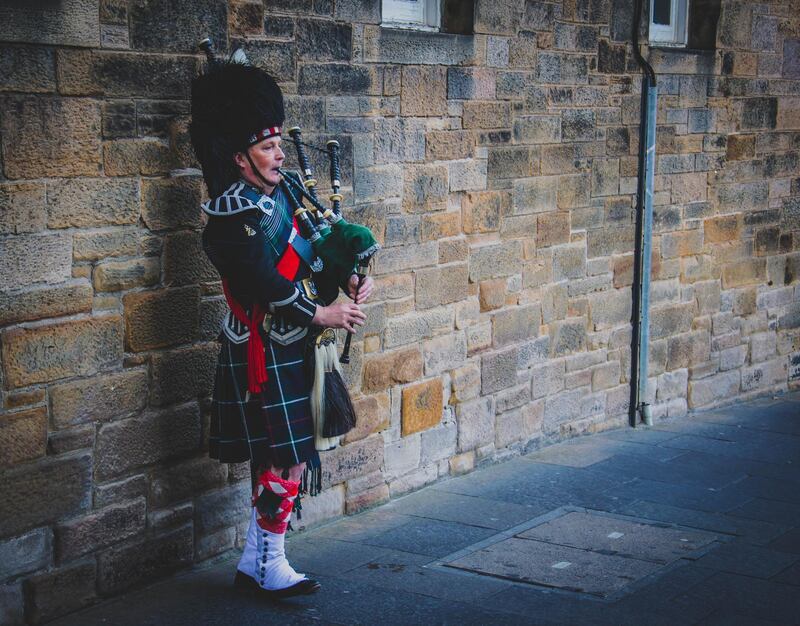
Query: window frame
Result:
<box><xmin>382</xmin><ymin>0</ymin><xmax>441</xmax><ymax>32</ymax></box>
<box><xmin>649</xmin><ymin>0</ymin><xmax>690</xmax><ymax>47</ymax></box>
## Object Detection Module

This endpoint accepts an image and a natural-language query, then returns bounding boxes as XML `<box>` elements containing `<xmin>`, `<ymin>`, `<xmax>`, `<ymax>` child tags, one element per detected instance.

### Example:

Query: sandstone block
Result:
<box><xmin>513</xmin><ymin>176</ymin><xmax>558</xmax><ymax>214</ymax></box>
<box><xmin>457</xmin><ymin>396</ymin><xmax>494</xmax><ymax>452</ymax></box>
<box><xmin>722</xmin><ymin>259</ymin><xmax>767</xmax><ymax>289</ymax></box>
<box><xmin>354</xmin><ymin>164</ymin><xmax>404</xmax><ymax>203</ymax></box>
<box><xmin>463</xmin><ymin>101</ymin><xmax>511</xmax><ymax>129</ymax></box>
<box><xmin>295</xmin><ymin>484</ymin><xmax>345</xmax><ymax>529</ymax></box>
<box><xmin>462</xmin><ymin>191</ymin><xmax>506</xmax><ymax>234</ymax></box>
<box><xmin>488</xmin><ymin>147</ymin><xmax>537</xmax><ymax>180</ymax></box>
<box><xmin>553</xmin><ymin>244</ymin><xmax>587</xmax><ymax>281</ymax></box>
<box><xmin>550</xmin><ymin>319</ymin><xmax>587</xmax><ymax>357</ymax></box>
<box><xmin>650</xmin><ymin>303</ymin><xmax>695</xmax><ymax>340</ymax></box>
<box><xmin>98</xmin><ymin>525</ymin><xmax>193</xmax><ymax>594</ymax></box>
<box><xmin>0</xmin><ymin>406</ymin><xmax>47</xmax><ymax>469</ymax></box>
<box><xmin>24</xmin><ymin>560</ymin><xmax>97</xmax><ymax>625</ymax></box>
<box><xmin>481</xmin><ymin>346</ymin><xmax>518</xmax><ymax>394</ymax></box>
<box><xmin>587</xmin><ymin>289</ymin><xmax>632</xmax><ymax>330</ymax></box>
<box><xmin>401</xmin><ymin>66</ymin><xmax>447</xmax><ymax>116</ymax></box>
<box><xmin>469</xmin><ymin>241</ymin><xmax>523</xmax><ymax>282</ymax></box>
<box><xmin>95</xmin><ymin>404</ymin><xmax>202</xmax><ymax>479</ymax></box>
<box><xmin>420</xmin><ymin>419</ymin><xmax>457</xmax><ymax>465</ymax></box>
<box><xmin>363</xmin><ymin>26</ymin><xmax>480</xmax><ymax>65</ymax></box>
<box><xmin>2</xmin><ymin>316</ymin><xmax>122</xmax><ymax>388</ymax></box>
<box><xmin>0</xmin><ymin>280</ymin><xmax>92</xmax><ymax>326</ymax></box>
<box><xmin>0</xmin><ymin>181</ymin><xmax>46</xmax><ymax>239</ymax></box>
<box><xmin>56</xmin><ymin>498</ymin><xmax>146</xmax><ymax>561</ymax></box>
<box><xmin>495</xmin><ymin>408</ymin><xmax>526</xmax><ymax>448</ymax></box>
<box><xmin>72</xmin><ymin>228</ymin><xmax>141</xmax><ymax>262</ymax></box>
<box><xmin>0</xmin><ymin>0</ymin><xmax>99</xmax><ymax>47</ymax></box>
<box><xmin>163</xmin><ymin>231</ymin><xmax>219</xmax><ymax>286</ymax></box>
<box><xmin>480</xmin><ymin>278</ymin><xmax>506</xmax><ymax>312</ymax></box>
<box><xmin>150</xmin><ymin>343</ymin><xmax>219</xmax><ymax>407</ymax></box>
<box><xmin>415</xmin><ymin>264</ymin><xmax>469</xmax><ymax>310</ymax></box>
<box><xmin>299</xmin><ymin>63</ymin><xmax>381</xmax><ymax>95</ymax></box>
<box><xmin>423</xmin><ymin>332</ymin><xmax>467</xmax><ymax>376</ymax></box>
<box><xmin>141</xmin><ymin>177</ymin><xmax>204</xmax><ymax>231</ymax></box>
<box><xmin>741</xmin><ymin>358</ymin><xmax>786</xmax><ymax>393</ymax></box>
<box><xmin>194</xmin><ymin>483</ymin><xmax>250</xmax><ymax>535</ymax></box>
<box><xmin>0</xmin><ymin>96</ymin><xmax>100</xmax><ymax>178</ymax></box>
<box><xmin>320</xmin><ymin>434</ymin><xmax>384</xmax><ymax>487</ymax></box>
<box><xmin>363</xmin><ymin>347</ymin><xmax>423</xmax><ymax>393</ymax></box>
<box><xmin>711</xmin><ymin>181</ymin><xmax>768</xmax><ymax>212</ymax></box>
<box><xmin>402</xmin><ymin>163</ymin><xmax>448</xmax><ymax>212</ymax></box>
<box><xmin>401</xmin><ymin>377</ymin><xmax>443</xmax><ymax>437</ymax></box>
<box><xmin>103</xmin><ymin>138</ymin><xmax>179</xmax><ymax>176</ymax></box>
<box><xmin>467</xmin><ymin>320</ymin><xmax>492</xmax><ymax>354</ymax></box>
<box><xmin>587</xmin><ymin>225</ymin><xmax>635</xmax><ymax>258</ymax></box>
<box><xmin>384</xmin><ymin>307</ymin><xmax>453</xmax><ymax>348</ymax></box>
<box><xmin>0</xmin><ymin>453</ymin><xmax>92</xmax><ymax>537</ymax></box>
<box><xmin>688</xmin><ymin>370</ymin><xmax>740</xmax><ymax>408</ymax></box>
<box><xmin>532</xmin><ymin>360</ymin><xmax>566</xmax><ymax>399</ymax></box>
<box><xmin>50</xmin><ymin>369</ymin><xmax>147</xmax><ymax>429</ymax></box>
<box><xmin>661</xmin><ymin>230</ymin><xmax>704</xmax><ymax>258</ymax></box>
<box><xmin>0</xmin><ymin>232</ymin><xmax>72</xmax><ymax>290</ymax></box>
<box><xmin>592</xmin><ymin>361</ymin><xmax>622</xmax><ymax>392</ymax></box>
<box><xmin>448</xmin><ymin>159</ymin><xmax>488</xmax><ymax>192</ymax></box>
<box><xmin>704</xmin><ymin>215</ymin><xmax>741</xmax><ymax>244</ymax></box>
<box><xmin>449</xmin><ymin>450</ymin><xmax>475</xmax><ymax>475</ymax></box>
<box><xmin>123</xmin><ymin>286</ymin><xmax>200</xmax><ymax>352</ymax></box>
<box><xmin>426</xmin><ymin>130</ymin><xmax>474</xmax><ymax>161</ymax></box>
<box><xmin>518</xmin><ymin>336</ymin><xmax>551</xmax><ymax>369</ymax></box>
<box><xmin>493</xmin><ymin>305</ymin><xmax>539</xmax><ymax>348</ymax></box>
<box><xmin>537</xmin><ymin>212</ymin><xmax>570</xmax><ymax>247</ymax></box>
<box><xmin>667</xmin><ymin>330</ymin><xmax>710</xmax><ymax>370</ymax></box>
<box><xmin>94</xmin><ymin>258</ymin><xmax>160</xmax><ymax>292</ymax></box>
<box><xmin>448</xmin><ymin>67</ymin><xmax>496</xmax><ymax>100</ymax></box>
<box><xmin>344</xmin><ymin>394</ymin><xmax>389</xmax><ymax>444</ymax></box>
<box><xmin>149</xmin><ymin>457</ymin><xmax>228</xmax><ymax>508</ymax></box>
<box><xmin>513</xmin><ymin>116</ymin><xmax>561</xmax><ymax>144</ymax></box>
<box><xmin>0</xmin><ymin>527</ymin><xmax>51</xmax><ymax>581</ymax></box>
<box><xmin>451</xmin><ymin>363</ymin><xmax>481</xmax><ymax>403</ymax></box>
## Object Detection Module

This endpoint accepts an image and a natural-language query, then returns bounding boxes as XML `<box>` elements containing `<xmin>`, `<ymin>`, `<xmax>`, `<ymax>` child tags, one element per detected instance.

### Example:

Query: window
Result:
<box><xmin>382</xmin><ymin>0</ymin><xmax>440</xmax><ymax>31</ymax></box>
<box><xmin>649</xmin><ymin>0</ymin><xmax>689</xmax><ymax>46</ymax></box>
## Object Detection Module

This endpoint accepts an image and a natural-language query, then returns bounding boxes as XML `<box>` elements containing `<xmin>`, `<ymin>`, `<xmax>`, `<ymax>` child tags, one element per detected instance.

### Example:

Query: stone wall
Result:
<box><xmin>1</xmin><ymin>0</ymin><xmax>799</xmax><ymax>622</ymax></box>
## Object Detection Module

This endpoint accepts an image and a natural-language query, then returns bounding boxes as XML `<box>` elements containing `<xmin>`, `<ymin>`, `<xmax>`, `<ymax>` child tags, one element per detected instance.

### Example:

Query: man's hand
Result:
<box><xmin>312</xmin><ymin>302</ymin><xmax>366</xmax><ymax>333</ymax></box>
<box><xmin>347</xmin><ymin>274</ymin><xmax>374</xmax><ymax>305</ymax></box>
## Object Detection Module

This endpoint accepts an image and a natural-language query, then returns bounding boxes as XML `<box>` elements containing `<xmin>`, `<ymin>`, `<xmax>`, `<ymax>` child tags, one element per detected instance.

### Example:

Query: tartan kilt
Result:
<box><xmin>209</xmin><ymin>328</ymin><xmax>321</xmax><ymax>472</ymax></box>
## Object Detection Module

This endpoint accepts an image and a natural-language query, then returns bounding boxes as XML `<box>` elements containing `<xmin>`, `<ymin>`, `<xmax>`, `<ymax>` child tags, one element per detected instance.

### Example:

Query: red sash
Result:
<box><xmin>223</xmin><ymin>219</ymin><xmax>303</xmax><ymax>394</ymax></box>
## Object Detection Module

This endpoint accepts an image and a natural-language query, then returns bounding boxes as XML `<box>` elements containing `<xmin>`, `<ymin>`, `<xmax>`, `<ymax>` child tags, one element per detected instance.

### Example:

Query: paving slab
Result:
<box><xmin>517</xmin><ymin>511</ymin><xmax>719</xmax><ymax>564</ymax></box>
<box><xmin>726</xmin><ymin>497</ymin><xmax>800</xmax><ymax>526</ymax></box>
<box><xmin>606</xmin><ymin>477</ymin><xmax>753</xmax><ymax>513</ymax></box>
<box><xmin>360</xmin><ymin>517</ymin><xmax>496</xmax><ymax>558</ymax></box>
<box><xmin>771</xmin><ymin>560</ymin><xmax>800</xmax><ymax>586</ymax></box>
<box><xmin>767</xmin><ymin>527</ymin><xmax>800</xmax><ymax>554</ymax></box>
<box><xmin>447</xmin><ymin>536</ymin><xmax>662</xmax><ymax>597</ymax></box>
<box><xmin>692</xmin><ymin>540</ymin><xmax>799</xmax><ymax>579</ymax></box>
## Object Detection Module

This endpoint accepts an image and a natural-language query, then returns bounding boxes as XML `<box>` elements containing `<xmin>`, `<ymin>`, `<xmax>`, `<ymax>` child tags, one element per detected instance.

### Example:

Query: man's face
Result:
<box><xmin>236</xmin><ymin>135</ymin><xmax>285</xmax><ymax>192</ymax></box>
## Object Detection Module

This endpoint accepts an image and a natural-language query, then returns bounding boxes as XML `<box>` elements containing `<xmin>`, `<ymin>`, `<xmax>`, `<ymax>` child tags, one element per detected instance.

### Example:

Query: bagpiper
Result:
<box><xmin>189</xmin><ymin>55</ymin><xmax>372</xmax><ymax>598</ymax></box>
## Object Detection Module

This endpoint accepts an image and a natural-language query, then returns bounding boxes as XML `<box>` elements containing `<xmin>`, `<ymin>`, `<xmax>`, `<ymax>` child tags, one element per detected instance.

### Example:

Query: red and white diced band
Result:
<box><xmin>248</xmin><ymin>126</ymin><xmax>282</xmax><ymax>145</ymax></box>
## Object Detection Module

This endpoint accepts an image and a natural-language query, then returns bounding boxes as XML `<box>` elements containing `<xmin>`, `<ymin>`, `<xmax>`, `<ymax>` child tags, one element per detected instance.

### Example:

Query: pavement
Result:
<box><xmin>53</xmin><ymin>391</ymin><xmax>800</xmax><ymax>625</ymax></box>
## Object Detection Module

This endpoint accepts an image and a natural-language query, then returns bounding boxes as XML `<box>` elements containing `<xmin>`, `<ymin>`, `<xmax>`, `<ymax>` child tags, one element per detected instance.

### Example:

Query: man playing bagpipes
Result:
<box><xmin>189</xmin><ymin>53</ymin><xmax>374</xmax><ymax>598</ymax></box>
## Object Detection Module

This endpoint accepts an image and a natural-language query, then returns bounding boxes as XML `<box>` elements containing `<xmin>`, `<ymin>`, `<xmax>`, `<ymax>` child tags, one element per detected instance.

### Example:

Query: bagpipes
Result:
<box><xmin>199</xmin><ymin>38</ymin><xmax>380</xmax><ymax>449</ymax></box>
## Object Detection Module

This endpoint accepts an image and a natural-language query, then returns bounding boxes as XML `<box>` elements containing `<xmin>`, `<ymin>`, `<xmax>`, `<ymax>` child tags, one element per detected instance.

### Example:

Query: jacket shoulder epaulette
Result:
<box><xmin>201</xmin><ymin>181</ymin><xmax>275</xmax><ymax>217</ymax></box>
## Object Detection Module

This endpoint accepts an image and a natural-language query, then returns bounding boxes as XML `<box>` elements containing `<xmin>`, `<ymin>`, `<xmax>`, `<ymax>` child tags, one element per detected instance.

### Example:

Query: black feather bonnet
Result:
<box><xmin>189</xmin><ymin>60</ymin><xmax>285</xmax><ymax>198</ymax></box>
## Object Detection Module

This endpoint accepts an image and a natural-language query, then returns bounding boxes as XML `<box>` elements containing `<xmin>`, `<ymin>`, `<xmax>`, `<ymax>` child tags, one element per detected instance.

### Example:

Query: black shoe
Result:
<box><xmin>234</xmin><ymin>570</ymin><xmax>321</xmax><ymax>598</ymax></box>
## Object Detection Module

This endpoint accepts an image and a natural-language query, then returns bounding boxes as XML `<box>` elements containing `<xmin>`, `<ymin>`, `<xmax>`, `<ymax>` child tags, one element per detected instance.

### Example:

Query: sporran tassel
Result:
<box><xmin>322</xmin><ymin>370</ymin><xmax>357</xmax><ymax>437</ymax></box>
<box><xmin>309</xmin><ymin>330</ymin><xmax>357</xmax><ymax>451</ymax></box>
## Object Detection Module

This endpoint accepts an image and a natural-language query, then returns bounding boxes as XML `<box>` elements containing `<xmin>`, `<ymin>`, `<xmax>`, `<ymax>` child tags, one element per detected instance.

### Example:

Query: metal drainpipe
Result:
<box><xmin>630</xmin><ymin>0</ymin><xmax>658</xmax><ymax>427</ymax></box>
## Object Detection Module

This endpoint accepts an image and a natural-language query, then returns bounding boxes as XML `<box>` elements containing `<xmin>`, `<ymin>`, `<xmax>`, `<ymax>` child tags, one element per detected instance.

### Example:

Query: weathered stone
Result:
<box><xmin>688</xmin><ymin>370</ymin><xmax>740</xmax><ymax>407</ymax></box>
<box><xmin>722</xmin><ymin>258</ymin><xmax>767</xmax><ymax>289</ymax></box>
<box><xmin>0</xmin><ymin>0</ymin><xmax>100</xmax><ymax>47</ymax></box>
<box><xmin>56</xmin><ymin>498</ymin><xmax>146</xmax><ymax>561</ymax></box>
<box><xmin>24</xmin><ymin>560</ymin><xmax>97</xmax><ymax>625</ymax></box>
<box><xmin>149</xmin><ymin>457</ymin><xmax>227</xmax><ymax>508</ymax></box>
<box><xmin>661</xmin><ymin>230</ymin><xmax>704</xmax><ymax>258</ymax></box>
<box><xmin>667</xmin><ymin>330</ymin><xmax>711</xmax><ymax>370</ymax></box>
<box><xmin>402</xmin><ymin>163</ymin><xmax>448</xmax><ymax>212</ymax></box>
<box><xmin>553</xmin><ymin>244</ymin><xmax>587</xmax><ymax>281</ymax></box>
<box><xmin>150</xmin><ymin>343</ymin><xmax>218</xmax><ymax>407</ymax></box>
<box><xmin>346</xmin><ymin>483</ymin><xmax>390</xmax><ymax>514</ymax></box>
<box><xmin>128</xmin><ymin>0</ymin><xmax>226</xmax><ymax>52</ymax></box>
<box><xmin>401</xmin><ymin>66</ymin><xmax>447</xmax><ymax>116</ymax></box>
<box><xmin>0</xmin><ymin>528</ymin><xmax>51</xmax><ymax>581</ymax></box>
<box><xmin>481</xmin><ymin>346</ymin><xmax>518</xmax><ymax>394</ymax></box>
<box><xmin>496</xmin><ymin>407</ymin><xmax>526</xmax><ymax>448</ymax></box>
<box><xmin>488</xmin><ymin>147</ymin><xmax>537</xmax><ymax>180</ymax></box>
<box><xmin>194</xmin><ymin>483</ymin><xmax>250</xmax><ymax>535</ymax></box>
<box><xmin>587</xmin><ymin>289</ymin><xmax>632</xmax><ymax>330</ymax></box>
<box><xmin>299</xmin><ymin>63</ymin><xmax>381</xmax><ymax>95</ymax></box>
<box><xmin>463</xmin><ymin>101</ymin><xmax>511</xmax><ymax>129</ymax></box>
<box><xmin>423</xmin><ymin>332</ymin><xmax>468</xmax><ymax>376</ymax></box>
<box><xmin>587</xmin><ymin>225</ymin><xmax>635</xmax><ymax>258</ymax></box>
<box><xmin>98</xmin><ymin>525</ymin><xmax>193</xmax><ymax>594</ymax></box>
<box><xmin>550</xmin><ymin>319</ymin><xmax>587</xmax><ymax>357</ymax></box>
<box><xmin>363</xmin><ymin>26</ymin><xmax>480</xmax><ymax>65</ymax></box>
<box><xmin>0</xmin><ymin>232</ymin><xmax>72</xmax><ymax>289</ymax></box>
<box><xmin>513</xmin><ymin>176</ymin><xmax>558</xmax><ymax>214</ymax></box>
<box><xmin>469</xmin><ymin>241</ymin><xmax>523</xmax><ymax>282</ymax></box>
<box><xmin>448</xmin><ymin>159</ymin><xmax>488</xmax><ymax>192</ymax></box>
<box><xmin>451</xmin><ymin>362</ymin><xmax>481</xmax><ymax>404</ymax></box>
<box><xmin>704</xmin><ymin>215</ymin><xmax>741</xmax><ymax>243</ymax></box>
<box><xmin>457</xmin><ymin>396</ymin><xmax>494</xmax><ymax>452</ymax></box>
<box><xmin>95</xmin><ymin>404</ymin><xmax>202</xmax><ymax>479</ymax></box>
<box><xmin>50</xmin><ymin>368</ymin><xmax>147</xmax><ymax>429</ymax></box>
<box><xmin>123</xmin><ymin>286</ymin><xmax>200</xmax><ymax>352</ymax></box>
<box><xmin>480</xmin><ymin>279</ymin><xmax>506</xmax><ymax>312</ymax></box>
<box><xmin>740</xmin><ymin>97</ymin><xmax>777</xmax><ymax>130</ymax></box>
<box><xmin>401</xmin><ymin>378</ymin><xmax>443</xmax><ymax>436</ymax></box>
<box><xmin>0</xmin><ymin>407</ymin><xmax>47</xmax><ymax>469</ymax></box>
<box><xmin>0</xmin><ymin>96</ymin><xmax>98</xmax><ymax>177</ymax></box>
<box><xmin>415</xmin><ymin>264</ymin><xmax>469</xmax><ymax>309</ymax></box>
<box><xmin>2</xmin><ymin>315</ymin><xmax>122</xmax><ymax>389</ymax></box>
<box><xmin>493</xmin><ymin>305</ymin><xmax>539</xmax><ymax>347</ymax></box>
<box><xmin>513</xmin><ymin>116</ymin><xmax>561</xmax><ymax>144</ymax></box>
<box><xmin>363</xmin><ymin>347</ymin><xmax>423</xmax><ymax>393</ymax></box>
<box><xmin>384</xmin><ymin>307</ymin><xmax>453</xmax><ymax>348</ymax></box>
<box><xmin>0</xmin><ymin>182</ymin><xmax>46</xmax><ymax>235</ymax></box>
<box><xmin>163</xmin><ymin>231</ymin><xmax>219</xmax><ymax>287</ymax></box>
<box><xmin>426</xmin><ymin>130</ymin><xmax>475</xmax><ymax>161</ymax></box>
<box><xmin>94</xmin><ymin>474</ymin><xmax>148</xmax><ymax>509</ymax></box>
<box><xmin>73</xmin><ymin>228</ymin><xmax>141</xmax><ymax>262</ymax></box>
<box><xmin>94</xmin><ymin>258</ymin><xmax>160</xmax><ymax>292</ymax></box>
<box><xmin>537</xmin><ymin>212</ymin><xmax>570</xmax><ymax>247</ymax></box>
<box><xmin>0</xmin><ymin>280</ymin><xmax>93</xmax><ymax>326</ymax></box>
<box><xmin>141</xmin><ymin>177</ymin><xmax>204</xmax><ymax>231</ymax></box>
<box><xmin>0</xmin><ymin>453</ymin><xmax>92</xmax><ymax>537</ymax></box>
<box><xmin>320</xmin><ymin>434</ymin><xmax>383</xmax><ymax>487</ymax></box>
<box><xmin>448</xmin><ymin>67</ymin><xmax>496</xmax><ymax>99</ymax></box>
<box><xmin>343</xmin><ymin>394</ymin><xmax>388</xmax><ymax>444</ymax></box>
